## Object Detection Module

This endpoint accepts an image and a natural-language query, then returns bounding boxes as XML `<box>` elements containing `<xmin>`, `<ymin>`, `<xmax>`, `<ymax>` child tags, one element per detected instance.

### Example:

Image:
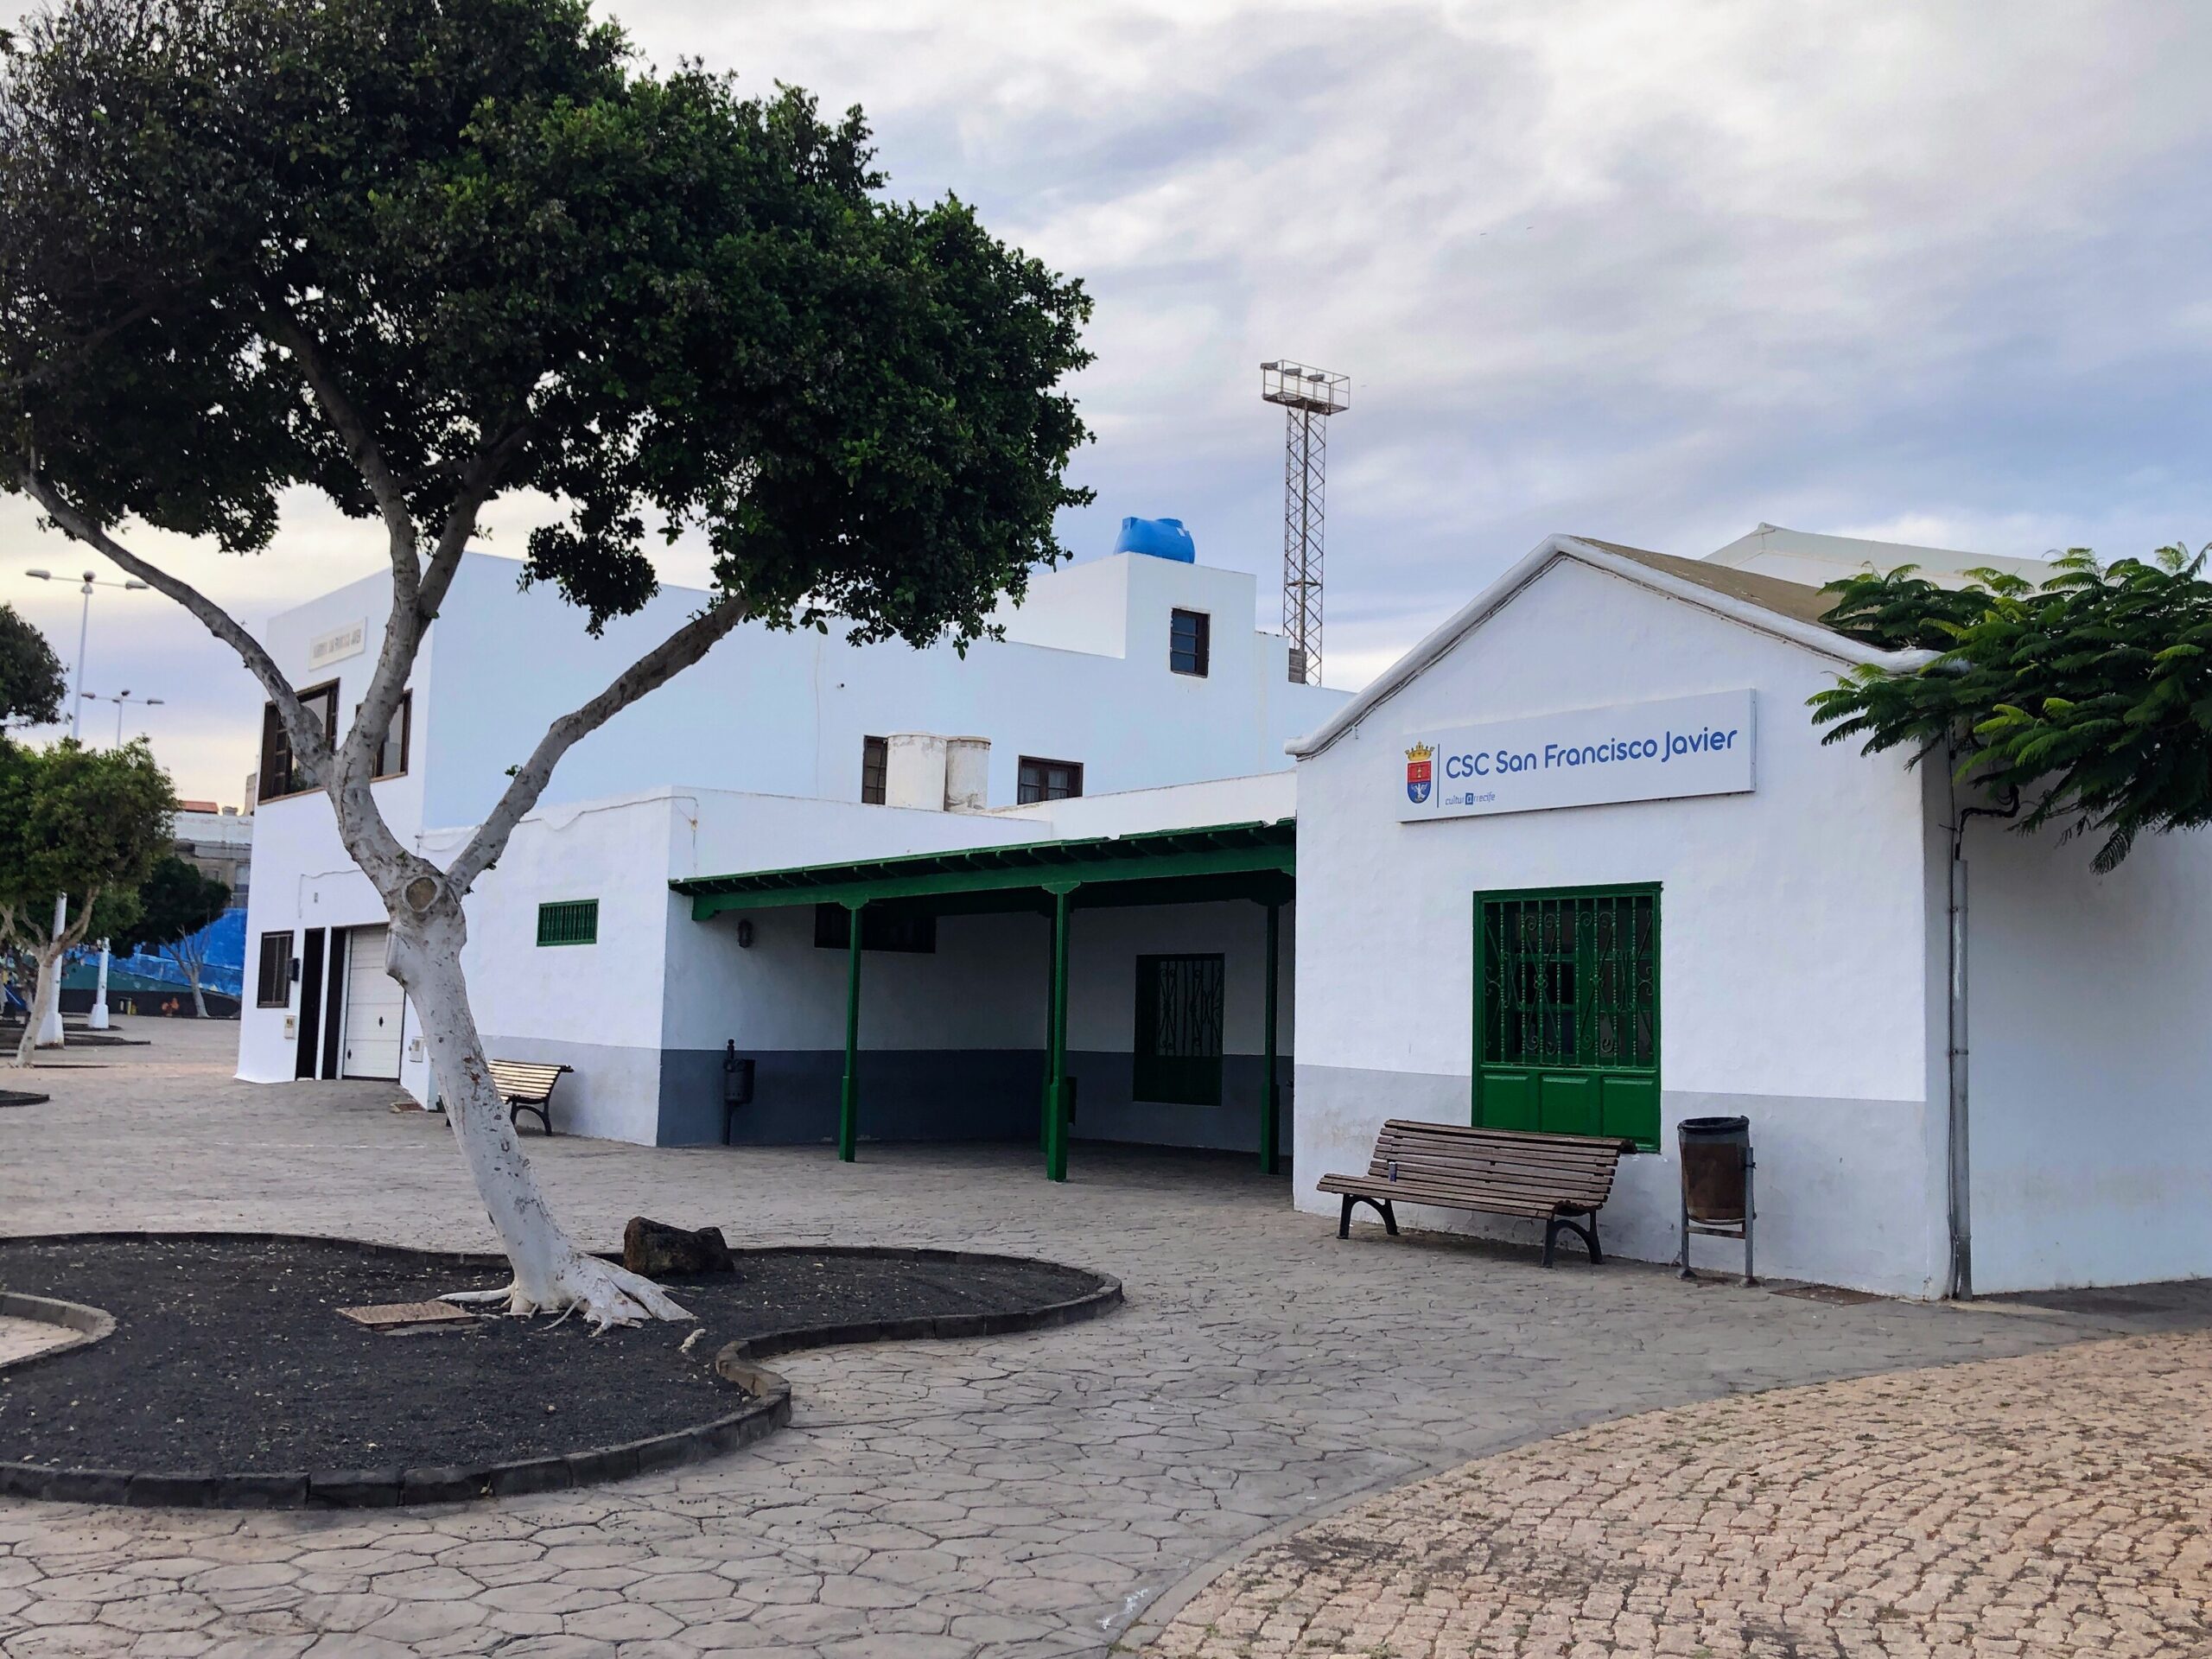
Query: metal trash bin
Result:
<box><xmin>1677</xmin><ymin>1116</ymin><xmax>1756</xmax><ymax>1285</ymax></box>
<box><xmin>721</xmin><ymin>1041</ymin><xmax>755</xmax><ymax>1145</ymax></box>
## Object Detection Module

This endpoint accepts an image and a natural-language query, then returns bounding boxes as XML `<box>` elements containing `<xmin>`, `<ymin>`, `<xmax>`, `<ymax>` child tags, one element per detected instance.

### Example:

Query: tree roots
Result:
<box><xmin>441</xmin><ymin>1251</ymin><xmax>694</xmax><ymax>1331</ymax></box>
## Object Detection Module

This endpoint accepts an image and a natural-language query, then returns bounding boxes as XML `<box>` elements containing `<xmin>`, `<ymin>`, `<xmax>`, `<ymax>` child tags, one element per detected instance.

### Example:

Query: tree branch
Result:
<box><xmin>417</xmin><ymin>420</ymin><xmax>531</xmax><ymax>626</ymax></box>
<box><xmin>18</xmin><ymin>465</ymin><xmax>334</xmax><ymax>787</ymax></box>
<box><xmin>445</xmin><ymin>599</ymin><xmax>750</xmax><ymax>894</ymax></box>
<box><xmin>263</xmin><ymin>309</ymin><xmax>417</xmax><ymax>569</ymax></box>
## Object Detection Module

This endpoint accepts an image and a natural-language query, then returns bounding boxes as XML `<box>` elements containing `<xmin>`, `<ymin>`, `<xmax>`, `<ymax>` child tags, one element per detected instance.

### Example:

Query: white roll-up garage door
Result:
<box><xmin>341</xmin><ymin>925</ymin><xmax>404</xmax><ymax>1080</ymax></box>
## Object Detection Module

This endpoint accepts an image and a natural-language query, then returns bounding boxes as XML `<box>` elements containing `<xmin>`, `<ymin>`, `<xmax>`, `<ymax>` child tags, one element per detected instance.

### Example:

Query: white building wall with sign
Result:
<box><xmin>1293</xmin><ymin>551</ymin><xmax>1950</xmax><ymax>1296</ymax></box>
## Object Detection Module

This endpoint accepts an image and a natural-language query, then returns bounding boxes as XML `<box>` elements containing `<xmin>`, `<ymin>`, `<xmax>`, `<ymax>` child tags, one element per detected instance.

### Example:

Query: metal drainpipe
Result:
<box><xmin>1945</xmin><ymin>810</ymin><xmax>1971</xmax><ymax>1300</ymax></box>
<box><xmin>1945</xmin><ymin>767</ymin><xmax>2019</xmax><ymax>1301</ymax></box>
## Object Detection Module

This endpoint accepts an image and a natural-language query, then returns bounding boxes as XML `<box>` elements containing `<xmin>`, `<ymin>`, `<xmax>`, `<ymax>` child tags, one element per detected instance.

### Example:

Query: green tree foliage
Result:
<box><xmin>116</xmin><ymin>853</ymin><xmax>232</xmax><ymax>1015</ymax></box>
<box><xmin>0</xmin><ymin>0</ymin><xmax>1092</xmax><ymax>644</ymax></box>
<box><xmin>0</xmin><ymin>603</ymin><xmax>64</xmax><ymax>732</ymax></box>
<box><xmin>1813</xmin><ymin>549</ymin><xmax>2212</xmax><ymax>872</ymax></box>
<box><xmin>0</xmin><ymin>739</ymin><xmax>174</xmax><ymax>1058</ymax></box>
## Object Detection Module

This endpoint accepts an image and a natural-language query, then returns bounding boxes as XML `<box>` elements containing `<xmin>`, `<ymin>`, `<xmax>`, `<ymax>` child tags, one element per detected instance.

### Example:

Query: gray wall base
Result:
<box><xmin>659</xmin><ymin>1046</ymin><xmax>1292</xmax><ymax>1159</ymax></box>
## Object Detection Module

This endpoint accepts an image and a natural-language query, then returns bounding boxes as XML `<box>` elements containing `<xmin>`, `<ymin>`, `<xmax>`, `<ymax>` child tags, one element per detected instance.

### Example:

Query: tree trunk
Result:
<box><xmin>186</xmin><ymin>965</ymin><xmax>207</xmax><ymax>1020</ymax></box>
<box><xmin>383</xmin><ymin>906</ymin><xmax>690</xmax><ymax>1329</ymax></box>
<box><xmin>11</xmin><ymin>943</ymin><xmax>64</xmax><ymax>1068</ymax></box>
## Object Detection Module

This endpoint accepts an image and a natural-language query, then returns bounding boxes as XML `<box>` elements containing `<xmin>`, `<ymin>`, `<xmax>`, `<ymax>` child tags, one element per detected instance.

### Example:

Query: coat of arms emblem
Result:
<box><xmin>1404</xmin><ymin>742</ymin><xmax>1433</xmax><ymax>804</ymax></box>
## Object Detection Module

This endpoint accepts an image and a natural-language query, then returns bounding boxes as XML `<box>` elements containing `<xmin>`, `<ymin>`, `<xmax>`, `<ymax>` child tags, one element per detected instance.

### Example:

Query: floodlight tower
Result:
<box><xmin>1260</xmin><ymin>359</ymin><xmax>1349</xmax><ymax>685</ymax></box>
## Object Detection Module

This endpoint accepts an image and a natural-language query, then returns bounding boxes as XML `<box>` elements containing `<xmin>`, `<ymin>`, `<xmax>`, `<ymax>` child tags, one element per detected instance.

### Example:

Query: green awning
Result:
<box><xmin>672</xmin><ymin>818</ymin><xmax>1295</xmax><ymax>920</ymax></box>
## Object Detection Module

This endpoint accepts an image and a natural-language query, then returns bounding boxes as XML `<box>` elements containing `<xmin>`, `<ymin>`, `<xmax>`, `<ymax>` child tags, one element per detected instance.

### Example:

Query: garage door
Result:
<box><xmin>341</xmin><ymin>925</ymin><xmax>404</xmax><ymax>1080</ymax></box>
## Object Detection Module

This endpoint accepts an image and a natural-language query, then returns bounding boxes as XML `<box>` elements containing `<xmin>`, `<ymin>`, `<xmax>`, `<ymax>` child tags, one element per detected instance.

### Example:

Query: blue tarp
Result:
<box><xmin>60</xmin><ymin>906</ymin><xmax>246</xmax><ymax>996</ymax></box>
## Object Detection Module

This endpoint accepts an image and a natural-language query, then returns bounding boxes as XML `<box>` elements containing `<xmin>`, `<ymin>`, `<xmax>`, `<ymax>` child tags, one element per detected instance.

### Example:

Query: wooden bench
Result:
<box><xmin>1318</xmin><ymin>1119</ymin><xmax>1633</xmax><ymax>1267</ymax></box>
<box><xmin>486</xmin><ymin>1059</ymin><xmax>571</xmax><ymax>1135</ymax></box>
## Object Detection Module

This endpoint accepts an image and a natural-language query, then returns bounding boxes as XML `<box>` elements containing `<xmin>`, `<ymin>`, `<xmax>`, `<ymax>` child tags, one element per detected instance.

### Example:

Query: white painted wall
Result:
<box><xmin>235</xmin><ymin>574</ymin><xmax>431</xmax><ymax>1084</ymax></box>
<box><xmin>1294</xmin><ymin>553</ymin><xmax>1948</xmax><ymax>1296</ymax></box>
<box><xmin>1961</xmin><ymin>816</ymin><xmax>2212</xmax><ymax>1293</ymax></box>
<box><xmin>414</xmin><ymin>550</ymin><xmax>1337</xmax><ymax>828</ymax></box>
<box><xmin>239</xmin><ymin>544</ymin><xmax>1343</xmax><ymax>1095</ymax></box>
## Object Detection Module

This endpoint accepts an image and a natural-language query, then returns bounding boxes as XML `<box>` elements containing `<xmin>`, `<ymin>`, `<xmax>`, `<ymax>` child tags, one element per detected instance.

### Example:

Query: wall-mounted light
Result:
<box><xmin>735</xmin><ymin>918</ymin><xmax>754</xmax><ymax>949</ymax></box>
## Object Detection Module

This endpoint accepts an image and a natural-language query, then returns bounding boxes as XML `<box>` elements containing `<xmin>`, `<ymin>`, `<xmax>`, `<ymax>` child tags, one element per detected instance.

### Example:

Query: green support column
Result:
<box><xmin>838</xmin><ymin>901</ymin><xmax>863</xmax><ymax>1161</ymax></box>
<box><xmin>1261</xmin><ymin>899</ymin><xmax>1281</xmax><ymax>1174</ymax></box>
<box><xmin>1043</xmin><ymin>884</ymin><xmax>1075</xmax><ymax>1182</ymax></box>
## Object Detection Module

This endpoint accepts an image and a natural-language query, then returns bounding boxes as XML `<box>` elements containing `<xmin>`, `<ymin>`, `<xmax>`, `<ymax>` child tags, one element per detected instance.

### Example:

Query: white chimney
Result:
<box><xmin>883</xmin><ymin>734</ymin><xmax>950</xmax><ymax>810</ymax></box>
<box><xmin>944</xmin><ymin>737</ymin><xmax>991</xmax><ymax>812</ymax></box>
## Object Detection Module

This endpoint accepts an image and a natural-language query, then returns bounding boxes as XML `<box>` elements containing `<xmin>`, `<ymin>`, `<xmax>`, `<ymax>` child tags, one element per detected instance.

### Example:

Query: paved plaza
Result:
<box><xmin>1</xmin><ymin>1021</ymin><xmax>2206</xmax><ymax>1657</ymax></box>
<box><xmin>1153</xmin><ymin>1330</ymin><xmax>2212</xmax><ymax>1657</ymax></box>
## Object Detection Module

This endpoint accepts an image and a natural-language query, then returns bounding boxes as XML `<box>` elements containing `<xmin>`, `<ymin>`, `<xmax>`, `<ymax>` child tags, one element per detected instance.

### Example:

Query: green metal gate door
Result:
<box><xmin>1474</xmin><ymin>887</ymin><xmax>1659</xmax><ymax>1148</ymax></box>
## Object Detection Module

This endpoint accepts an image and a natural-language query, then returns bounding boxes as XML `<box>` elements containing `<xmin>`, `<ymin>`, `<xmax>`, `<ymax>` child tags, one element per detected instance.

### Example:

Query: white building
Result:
<box><xmin>1290</xmin><ymin>534</ymin><xmax>2211</xmax><ymax>1299</ymax></box>
<box><xmin>238</xmin><ymin>520</ymin><xmax>2211</xmax><ymax>1299</ymax></box>
<box><xmin>238</xmin><ymin>537</ymin><xmax>1344</xmax><ymax>1157</ymax></box>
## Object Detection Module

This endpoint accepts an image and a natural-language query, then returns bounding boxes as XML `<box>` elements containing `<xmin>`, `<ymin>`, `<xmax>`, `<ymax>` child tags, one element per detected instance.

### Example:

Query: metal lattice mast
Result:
<box><xmin>1261</xmin><ymin>360</ymin><xmax>1348</xmax><ymax>684</ymax></box>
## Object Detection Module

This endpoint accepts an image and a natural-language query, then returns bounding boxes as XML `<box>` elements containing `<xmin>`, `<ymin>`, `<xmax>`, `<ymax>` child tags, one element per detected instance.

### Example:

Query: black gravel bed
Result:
<box><xmin>0</xmin><ymin>1233</ymin><xmax>1115</xmax><ymax>1499</ymax></box>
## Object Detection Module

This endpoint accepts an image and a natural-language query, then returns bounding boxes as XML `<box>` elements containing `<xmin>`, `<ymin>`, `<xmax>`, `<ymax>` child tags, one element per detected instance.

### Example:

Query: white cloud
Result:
<box><xmin>7</xmin><ymin>0</ymin><xmax>2211</xmax><ymax>797</ymax></box>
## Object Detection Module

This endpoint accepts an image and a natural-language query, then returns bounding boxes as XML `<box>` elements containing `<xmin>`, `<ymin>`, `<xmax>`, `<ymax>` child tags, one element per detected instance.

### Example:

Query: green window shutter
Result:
<box><xmin>537</xmin><ymin>899</ymin><xmax>599</xmax><ymax>947</ymax></box>
<box><xmin>1474</xmin><ymin>885</ymin><xmax>1659</xmax><ymax>1148</ymax></box>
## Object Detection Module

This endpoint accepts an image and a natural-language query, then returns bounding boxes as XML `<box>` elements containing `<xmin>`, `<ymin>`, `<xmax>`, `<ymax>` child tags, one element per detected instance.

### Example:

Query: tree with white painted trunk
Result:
<box><xmin>0</xmin><ymin>739</ymin><xmax>173</xmax><ymax>1065</ymax></box>
<box><xmin>0</xmin><ymin>0</ymin><xmax>1091</xmax><ymax>1327</ymax></box>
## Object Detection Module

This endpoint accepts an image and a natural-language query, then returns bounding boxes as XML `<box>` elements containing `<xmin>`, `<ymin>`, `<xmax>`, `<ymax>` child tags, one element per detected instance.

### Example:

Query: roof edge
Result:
<box><xmin>1286</xmin><ymin>535</ymin><xmax>1931</xmax><ymax>761</ymax></box>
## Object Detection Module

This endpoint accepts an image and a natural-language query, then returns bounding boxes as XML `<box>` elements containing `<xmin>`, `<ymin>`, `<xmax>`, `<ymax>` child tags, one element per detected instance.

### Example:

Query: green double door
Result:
<box><xmin>1473</xmin><ymin>886</ymin><xmax>1660</xmax><ymax>1148</ymax></box>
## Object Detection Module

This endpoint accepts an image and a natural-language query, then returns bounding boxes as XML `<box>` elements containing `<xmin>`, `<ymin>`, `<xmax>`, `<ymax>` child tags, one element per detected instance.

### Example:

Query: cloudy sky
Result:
<box><xmin>7</xmin><ymin>1</ymin><xmax>2211</xmax><ymax>802</ymax></box>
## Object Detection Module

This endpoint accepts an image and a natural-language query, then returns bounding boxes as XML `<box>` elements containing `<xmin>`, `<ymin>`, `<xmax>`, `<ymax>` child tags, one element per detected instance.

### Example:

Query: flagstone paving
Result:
<box><xmin>2</xmin><ymin>1020</ymin><xmax>2206</xmax><ymax>1657</ymax></box>
<box><xmin>1147</xmin><ymin>1330</ymin><xmax>2212</xmax><ymax>1657</ymax></box>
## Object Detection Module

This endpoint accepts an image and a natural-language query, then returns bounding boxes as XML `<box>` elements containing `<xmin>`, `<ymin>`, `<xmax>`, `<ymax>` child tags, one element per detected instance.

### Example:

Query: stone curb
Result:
<box><xmin>0</xmin><ymin>1291</ymin><xmax>116</xmax><ymax>1376</ymax></box>
<box><xmin>0</xmin><ymin>1232</ymin><xmax>1122</xmax><ymax>1511</ymax></box>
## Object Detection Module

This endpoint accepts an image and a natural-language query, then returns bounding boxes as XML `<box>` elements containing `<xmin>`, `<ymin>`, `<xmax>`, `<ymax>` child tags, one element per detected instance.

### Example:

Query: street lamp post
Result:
<box><xmin>22</xmin><ymin>569</ymin><xmax>153</xmax><ymax>1045</ymax></box>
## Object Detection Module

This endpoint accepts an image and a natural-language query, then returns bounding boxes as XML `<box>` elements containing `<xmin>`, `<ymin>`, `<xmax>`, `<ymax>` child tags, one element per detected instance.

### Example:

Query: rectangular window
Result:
<box><xmin>1473</xmin><ymin>885</ymin><xmax>1660</xmax><ymax>1148</ymax></box>
<box><xmin>256</xmin><ymin>682</ymin><xmax>340</xmax><ymax>802</ymax></box>
<box><xmin>814</xmin><ymin>905</ymin><xmax>938</xmax><ymax>954</ymax></box>
<box><xmin>1170</xmin><ymin>608</ymin><xmax>1211</xmax><ymax>677</ymax></box>
<box><xmin>371</xmin><ymin>691</ymin><xmax>411</xmax><ymax>779</ymax></box>
<box><xmin>255</xmin><ymin>931</ymin><xmax>293</xmax><ymax>1008</ymax></box>
<box><xmin>860</xmin><ymin>735</ymin><xmax>887</xmax><ymax>804</ymax></box>
<box><xmin>1017</xmin><ymin>756</ymin><xmax>1084</xmax><ymax>804</ymax></box>
<box><xmin>1133</xmin><ymin>953</ymin><xmax>1225</xmax><ymax>1106</ymax></box>
<box><xmin>536</xmin><ymin>899</ymin><xmax>599</xmax><ymax>947</ymax></box>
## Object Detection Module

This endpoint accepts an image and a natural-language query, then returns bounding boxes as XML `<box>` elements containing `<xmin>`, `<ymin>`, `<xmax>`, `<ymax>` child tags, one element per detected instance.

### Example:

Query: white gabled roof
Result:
<box><xmin>1287</xmin><ymin>533</ymin><xmax>1932</xmax><ymax>762</ymax></box>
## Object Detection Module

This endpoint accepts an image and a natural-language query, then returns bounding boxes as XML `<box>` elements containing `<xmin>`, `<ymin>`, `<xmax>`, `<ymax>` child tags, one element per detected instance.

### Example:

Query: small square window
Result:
<box><xmin>1170</xmin><ymin>609</ymin><xmax>1211</xmax><ymax>677</ymax></box>
<box><xmin>861</xmin><ymin>735</ymin><xmax>887</xmax><ymax>804</ymax></box>
<box><xmin>1018</xmin><ymin>756</ymin><xmax>1084</xmax><ymax>804</ymax></box>
<box><xmin>537</xmin><ymin>899</ymin><xmax>599</xmax><ymax>947</ymax></box>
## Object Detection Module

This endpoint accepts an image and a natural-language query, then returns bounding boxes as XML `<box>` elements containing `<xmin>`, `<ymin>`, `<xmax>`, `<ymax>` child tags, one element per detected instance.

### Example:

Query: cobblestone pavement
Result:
<box><xmin>1149</xmin><ymin>1330</ymin><xmax>2212</xmax><ymax>1658</ymax></box>
<box><xmin>2</xmin><ymin>1021</ymin><xmax>2204</xmax><ymax>1658</ymax></box>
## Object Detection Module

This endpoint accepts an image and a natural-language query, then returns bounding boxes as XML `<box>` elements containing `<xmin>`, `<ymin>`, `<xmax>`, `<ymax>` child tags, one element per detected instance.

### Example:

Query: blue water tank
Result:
<box><xmin>1113</xmin><ymin>516</ymin><xmax>1196</xmax><ymax>563</ymax></box>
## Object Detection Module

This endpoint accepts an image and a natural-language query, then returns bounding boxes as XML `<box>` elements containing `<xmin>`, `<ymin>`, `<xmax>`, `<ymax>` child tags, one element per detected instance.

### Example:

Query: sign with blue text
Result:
<box><xmin>1398</xmin><ymin>690</ymin><xmax>1755</xmax><ymax>822</ymax></box>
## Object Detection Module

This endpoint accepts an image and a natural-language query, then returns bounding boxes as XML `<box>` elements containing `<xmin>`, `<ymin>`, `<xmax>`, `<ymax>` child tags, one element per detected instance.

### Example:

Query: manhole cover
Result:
<box><xmin>1771</xmin><ymin>1283</ymin><xmax>1884</xmax><ymax>1306</ymax></box>
<box><xmin>337</xmin><ymin>1300</ymin><xmax>476</xmax><ymax>1329</ymax></box>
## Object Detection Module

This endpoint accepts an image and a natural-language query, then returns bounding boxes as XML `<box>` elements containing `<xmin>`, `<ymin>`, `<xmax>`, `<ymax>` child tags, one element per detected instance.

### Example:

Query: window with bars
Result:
<box><xmin>536</xmin><ymin>899</ymin><xmax>599</xmax><ymax>947</ymax></box>
<box><xmin>1018</xmin><ymin>756</ymin><xmax>1084</xmax><ymax>804</ymax></box>
<box><xmin>1474</xmin><ymin>886</ymin><xmax>1659</xmax><ymax>1147</ymax></box>
<box><xmin>1133</xmin><ymin>953</ymin><xmax>1225</xmax><ymax>1106</ymax></box>
<box><xmin>860</xmin><ymin>735</ymin><xmax>887</xmax><ymax>804</ymax></box>
<box><xmin>255</xmin><ymin>931</ymin><xmax>293</xmax><ymax>1008</ymax></box>
<box><xmin>1169</xmin><ymin>608</ymin><xmax>1211</xmax><ymax>677</ymax></box>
